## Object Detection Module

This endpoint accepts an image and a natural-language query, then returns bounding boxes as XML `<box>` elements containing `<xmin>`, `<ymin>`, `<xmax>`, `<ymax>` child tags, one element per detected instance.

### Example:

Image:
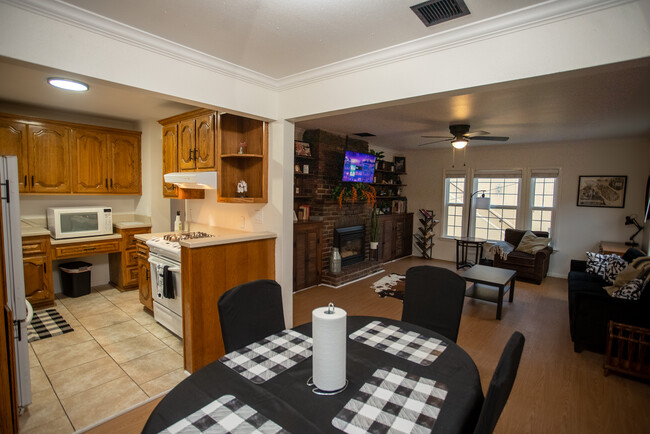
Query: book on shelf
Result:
<box><xmin>298</xmin><ymin>204</ymin><xmax>310</xmax><ymax>221</ymax></box>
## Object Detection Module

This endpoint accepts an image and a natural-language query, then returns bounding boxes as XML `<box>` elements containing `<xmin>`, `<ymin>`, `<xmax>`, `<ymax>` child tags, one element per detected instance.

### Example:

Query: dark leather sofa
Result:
<box><xmin>493</xmin><ymin>229</ymin><xmax>552</xmax><ymax>284</ymax></box>
<box><xmin>567</xmin><ymin>247</ymin><xmax>649</xmax><ymax>353</ymax></box>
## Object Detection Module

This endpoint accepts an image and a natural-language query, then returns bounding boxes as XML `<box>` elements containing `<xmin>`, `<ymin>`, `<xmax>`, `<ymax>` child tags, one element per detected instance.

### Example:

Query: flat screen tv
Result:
<box><xmin>342</xmin><ymin>151</ymin><xmax>376</xmax><ymax>183</ymax></box>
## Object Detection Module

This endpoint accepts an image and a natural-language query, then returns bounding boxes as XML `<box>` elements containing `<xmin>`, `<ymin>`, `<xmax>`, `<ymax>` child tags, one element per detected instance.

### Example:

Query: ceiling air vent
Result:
<box><xmin>411</xmin><ymin>0</ymin><xmax>470</xmax><ymax>27</ymax></box>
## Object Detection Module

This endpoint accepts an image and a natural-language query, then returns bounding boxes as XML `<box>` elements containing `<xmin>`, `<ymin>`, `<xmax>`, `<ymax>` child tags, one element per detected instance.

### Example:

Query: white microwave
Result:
<box><xmin>47</xmin><ymin>207</ymin><xmax>113</xmax><ymax>240</ymax></box>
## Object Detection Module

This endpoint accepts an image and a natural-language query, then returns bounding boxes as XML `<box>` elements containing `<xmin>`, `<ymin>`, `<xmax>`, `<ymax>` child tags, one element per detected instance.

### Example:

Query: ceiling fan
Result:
<box><xmin>419</xmin><ymin>124</ymin><xmax>509</xmax><ymax>149</ymax></box>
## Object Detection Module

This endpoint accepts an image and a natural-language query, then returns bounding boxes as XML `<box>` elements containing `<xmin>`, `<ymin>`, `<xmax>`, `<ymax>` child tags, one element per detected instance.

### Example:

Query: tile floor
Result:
<box><xmin>19</xmin><ymin>285</ymin><xmax>188</xmax><ymax>433</ymax></box>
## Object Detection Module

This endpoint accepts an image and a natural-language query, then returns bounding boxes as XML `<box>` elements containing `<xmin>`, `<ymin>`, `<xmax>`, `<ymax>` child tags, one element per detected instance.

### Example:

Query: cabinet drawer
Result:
<box><xmin>125</xmin><ymin>248</ymin><xmax>139</xmax><ymax>267</ymax></box>
<box><xmin>125</xmin><ymin>266</ymin><xmax>139</xmax><ymax>287</ymax></box>
<box><xmin>22</xmin><ymin>237</ymin><xmax>49</xmax><ymax>256</ymax></box>
<box><xmin>123</xmin><ymin>228</ymin><xmax>151</xmax><ymax>249</ymax></box>
<box><xmin>136</xmin><ymin>242</ymin><xmax>149</xmax><ymax>259</ymax></box>
<box><xmin>53</xmin><ymin>240</ymin><xmax>120</xmax><ymax>259</ymax></box>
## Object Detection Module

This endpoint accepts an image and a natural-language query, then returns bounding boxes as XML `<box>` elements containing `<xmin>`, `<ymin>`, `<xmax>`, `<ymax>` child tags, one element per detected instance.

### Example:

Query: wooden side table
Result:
<box><xmin>599</xmin><ymin>241</ymin><xmax>629</xmax><ymax>256</ymax></box>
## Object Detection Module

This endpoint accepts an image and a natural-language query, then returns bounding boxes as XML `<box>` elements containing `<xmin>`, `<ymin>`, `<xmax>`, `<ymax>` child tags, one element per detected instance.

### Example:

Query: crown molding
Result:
<box><xmin>2</xmin><ymin>0</ymin><xmax>633</xmax><ymax>93</ymax></box>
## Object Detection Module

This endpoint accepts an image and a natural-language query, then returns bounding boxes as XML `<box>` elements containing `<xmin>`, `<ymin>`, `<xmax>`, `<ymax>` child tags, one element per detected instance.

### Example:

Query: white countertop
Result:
<box><xmin>20</xmin><ymin>219</ymin><xmax>51</xmax><ymax>237</ymax></box>
<box><xmin>134</xmin><ymin>227</ymin><xmax>276</xmax><ymax>248</ymax></box>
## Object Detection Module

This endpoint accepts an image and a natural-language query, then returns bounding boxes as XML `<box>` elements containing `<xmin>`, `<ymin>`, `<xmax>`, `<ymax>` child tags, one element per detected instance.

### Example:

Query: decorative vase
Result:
<box><xmin>330</xmin><ymin>247</ymin><xmax>342</xmax><ymax>273</ymax></box>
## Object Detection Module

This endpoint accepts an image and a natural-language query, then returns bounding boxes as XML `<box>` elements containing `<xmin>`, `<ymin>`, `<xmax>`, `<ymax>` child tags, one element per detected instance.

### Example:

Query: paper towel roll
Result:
<box><xmin>312</xmin><ymin>303</ymin><xmax>347</xmax><ymax>392</ymax></box>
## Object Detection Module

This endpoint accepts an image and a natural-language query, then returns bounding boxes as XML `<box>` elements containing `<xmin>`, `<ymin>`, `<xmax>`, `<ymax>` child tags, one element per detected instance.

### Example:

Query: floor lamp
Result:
<box><xmin>467</xmin><ymin>190</ymin><xmax>491</xmax><ymax>238</ymax></box>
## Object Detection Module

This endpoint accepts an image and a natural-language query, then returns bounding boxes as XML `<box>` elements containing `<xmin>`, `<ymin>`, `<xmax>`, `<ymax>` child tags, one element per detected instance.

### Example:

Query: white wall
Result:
<box><xmin>404</xmin><ymin>138</ymin><xmax>650</xmax><ymax>277</ymax></box>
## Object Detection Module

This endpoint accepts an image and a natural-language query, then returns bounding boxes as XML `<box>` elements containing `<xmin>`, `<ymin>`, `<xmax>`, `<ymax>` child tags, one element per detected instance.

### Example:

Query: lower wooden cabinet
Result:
<box><xmin>22</xmin><ymin>235</ymin><xmax>54</xmax><ymax>307</ymax></box>
<box><xmin>136</xmin><ymin>240</ymin><xmax>152</xmax><ymax>311</ymax></box>
<box><xmin>378</xmin><ymin>213</ymin><xmax>413</xmax><ymax>263</ymax></box>
<box><xmin>293</xmin><ymin>222</ymin><xmax>322</xmax><ymax>291</ymax></box>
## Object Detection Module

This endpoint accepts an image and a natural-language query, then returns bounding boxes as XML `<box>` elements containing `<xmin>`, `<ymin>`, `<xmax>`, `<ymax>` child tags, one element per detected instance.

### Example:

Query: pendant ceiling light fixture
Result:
<box><xmin>451</xmin><ymin>137</ymin><xmax>468</xmax><ymax>149</ymax></box>
<box><xmin>47</xmin><ymin>77</ymin><xmax>89</xmax><ymax>92</ymax></box>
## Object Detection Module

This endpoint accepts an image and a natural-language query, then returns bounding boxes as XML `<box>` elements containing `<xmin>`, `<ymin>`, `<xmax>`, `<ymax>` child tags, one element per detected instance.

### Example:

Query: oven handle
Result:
<box><xmin>168</xmin><ymin>267</ymin><xmax>181</xmax><ymax>273</ymax></box>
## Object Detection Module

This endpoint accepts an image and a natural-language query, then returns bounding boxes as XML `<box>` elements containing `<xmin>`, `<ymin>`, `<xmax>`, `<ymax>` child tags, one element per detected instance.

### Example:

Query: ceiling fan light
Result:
<box><xmin>451</xmin><ymin>138</ymin><xmax>468</xmax><ymax>149</ymax></box>
<box><xmin>47</xmin><ymin>77</ymin><xmax>89</xmax><ymax>92</ymax></box>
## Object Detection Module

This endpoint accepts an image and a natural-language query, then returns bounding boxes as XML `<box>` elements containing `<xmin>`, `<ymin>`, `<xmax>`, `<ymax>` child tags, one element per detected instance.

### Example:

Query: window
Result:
<box><xmin>444</xmin><ymin>173</ymin><xmax>465</xmax><ymax>238</ymax></box>
<box><xmin>530</xmin><ymin>169</ymin><xmax>559</xmax><ymax>236</ymax></box>
<box><xmin>473</xmin><ymin>171</ymin><xmax>522</xmax><ymax>241</ymax></box>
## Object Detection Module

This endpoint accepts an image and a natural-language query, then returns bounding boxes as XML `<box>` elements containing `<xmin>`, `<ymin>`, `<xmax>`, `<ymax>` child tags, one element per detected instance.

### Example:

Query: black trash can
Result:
<box><xmin>59</xmin><ymin>261</ymin><xmax>92</xmax><ymax>297</ymax></box>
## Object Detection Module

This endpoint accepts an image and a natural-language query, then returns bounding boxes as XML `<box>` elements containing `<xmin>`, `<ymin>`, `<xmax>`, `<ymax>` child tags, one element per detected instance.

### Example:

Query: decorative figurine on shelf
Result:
<box><xmin>238</xmin><ymin>141</ymin><xmax>247</xmax><ymax>154</ymax></box>
<box><xmin>237</xmin><ymin>180</ymin><xmax>248</xmax><ymax>197</ymax></box>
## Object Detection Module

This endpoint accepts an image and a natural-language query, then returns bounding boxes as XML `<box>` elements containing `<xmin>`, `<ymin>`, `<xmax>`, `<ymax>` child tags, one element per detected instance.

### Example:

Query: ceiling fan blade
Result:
<box><xmin>466</xmin><ymin>130</ymin><xmax>489</xmax><ymax>137</ymax></box>
<box><xmin>418</xmin><ymin>138</ymin><xmax>451</xmax><ymax>146</ymax></box>
<box><xmin>421</xmin><ymin>135</ymin><xmax>451</xmax><ymax>139</ymax></box>
<box><xmin>469</xmin><ymin>136</ymin><xmax>509</xmax><ymax>141</ymax></box>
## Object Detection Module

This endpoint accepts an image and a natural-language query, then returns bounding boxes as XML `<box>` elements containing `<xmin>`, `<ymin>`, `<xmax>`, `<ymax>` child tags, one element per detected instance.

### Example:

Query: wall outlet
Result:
<box><xmin>254</xmin><ymin>210</ymin><xmax>264</xmax><ymax>224</ymax></box>
<box><xmin>240</xmin><ymin>216</ymin><xmax>246</xmax><ymax>229</ymax></box>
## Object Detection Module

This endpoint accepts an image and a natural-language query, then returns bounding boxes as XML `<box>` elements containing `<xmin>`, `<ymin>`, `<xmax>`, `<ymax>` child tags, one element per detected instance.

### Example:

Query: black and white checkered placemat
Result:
<box><xmin>27</xmin><ymin>308</ymin><xmax>74</xmax><ymax>343</ymax></box>
<box><xmin>220</xmin><ymin>329</ymin><xmax>312</xmax><ymax>384</ymax></box>
<box><xmin>349</xmin><ymin>320</ymin><xmax>447</xmax><ymax>366</ymax></box>
<box><xmin>332</xmin><ymin>366</ymin><xmax>448</xmax><ymax>433</ymax></box>
<box><xmin>160</xmin><ymin>394</ymin><xmax>289</xmax><ymax>433</ymax></box>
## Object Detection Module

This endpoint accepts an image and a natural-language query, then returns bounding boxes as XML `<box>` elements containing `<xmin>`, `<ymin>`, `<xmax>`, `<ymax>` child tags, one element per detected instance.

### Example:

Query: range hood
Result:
<box><xmin>164</xmin><ymin>171</ymin><xmax>217</xmax><ymax>189</ymax></box>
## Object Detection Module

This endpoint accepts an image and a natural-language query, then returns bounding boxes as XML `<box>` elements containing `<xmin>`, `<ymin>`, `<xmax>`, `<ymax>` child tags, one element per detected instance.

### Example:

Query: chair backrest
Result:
<box><xmin>217</xmin><ymin>279</ymin><xmax>285</xmax><ymax>354</ymax></box>
<box><xmin>504</xmin><ymin>229</ymin><xmax>548</xmax><ymax>247</ymax></box>
<box><xmin>401</xmin><ymin>265</ymin><xmax>466</xmax><ymax>342</ymax></box>
<box><xmin>473</xmin><ymin>331</ymin><xmax>525</xmax><ymax>434</ymax></box>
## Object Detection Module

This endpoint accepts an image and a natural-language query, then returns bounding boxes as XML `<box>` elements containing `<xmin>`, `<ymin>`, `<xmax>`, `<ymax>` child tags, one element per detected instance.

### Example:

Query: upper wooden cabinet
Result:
<box><xmin>0</xmin><ymin>113</ymin><xmax>141</xmax><ymax>195</ymax></box>
<box><xmin>159</xmin><ymin>110</ymin><xmax>268</xmax><ymax>203</ymax></box>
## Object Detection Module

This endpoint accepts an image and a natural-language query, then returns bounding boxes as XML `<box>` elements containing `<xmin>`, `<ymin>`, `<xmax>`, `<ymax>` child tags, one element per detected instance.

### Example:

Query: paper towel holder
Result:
<box><xmin>306</xmin><ymin>376</ymin><xmax>349</xmax><ymax>396</ymax></box>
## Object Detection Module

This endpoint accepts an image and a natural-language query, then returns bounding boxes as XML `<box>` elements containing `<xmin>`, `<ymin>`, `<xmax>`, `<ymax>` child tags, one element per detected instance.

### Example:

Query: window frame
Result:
<box><xmin>472</xmin><ymin>172</ymin><xmax>522</xmax><ymax>242</ymax></box>
<box><xmin>529</xmin><ymin>169</ymin><xmax>560</xmax><ymax>238</ymax></box>
<box><xmin>442</xmin><ymin>172</ymin><xmax>467</xmax><ymax>239</ymax></box>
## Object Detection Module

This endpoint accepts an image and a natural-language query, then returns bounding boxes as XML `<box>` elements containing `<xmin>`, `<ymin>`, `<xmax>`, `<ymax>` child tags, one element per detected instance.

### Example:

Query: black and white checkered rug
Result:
<box><xmin>161</xmin><ymin>394</ymin><xmax>289</xmax><ymax>433</ymax></box>
<box><xmin>349</xmin><ymin>320</ymin><xmax>447</xmax><ymax>366</ymax></box>
<box><xmin>332</xmin><ymin>366</ymin><xmax>448</xmax><ymax>433</ymax></box>
<box><xmin>219</xmin><ymin>330</ymin><xmax>312</xmax><ymax>384</ymax></box>
<box><xmin>27</xmin><ymin>308</ymin><xmax>74</xmax><ymax>343</ymax></box>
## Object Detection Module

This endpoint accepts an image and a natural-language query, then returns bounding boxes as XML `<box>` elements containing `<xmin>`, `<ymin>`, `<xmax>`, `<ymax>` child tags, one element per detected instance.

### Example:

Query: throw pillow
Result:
<box><xmin>586</xmin><ymin>252</ymin><xmax>611</xmax><ymax>279</ymax></box>
<box><xmin>612</xmin><ymin>263</ymin><xmax>643</xmax><ymax>287</ymax></box>
<box><xmin>515</xmin><ymin>231</ymin><xmax>551</xmax><ymax>254</ymax></box>
<box><xmin>611</xmin><ymin>278</ymin><xmax>645</xmax><ymax>300</ymax></box>
<box><xmin>605</xmin><ymin>255</ymin><xmax>627</xmax><ymax>284</ymax></box>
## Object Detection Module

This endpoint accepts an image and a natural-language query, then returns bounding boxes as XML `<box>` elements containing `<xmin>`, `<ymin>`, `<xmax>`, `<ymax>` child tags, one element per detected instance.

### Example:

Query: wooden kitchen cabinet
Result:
<box><xmin>27</xmin><ymin>122</ymin><xmax>71</xmax><ymax>194</ymax></box>
<box><xmin>0</xmin><ymin>113</ymin><xmax>142</xmax><ymax>196</ymax></box>
<box><xmin>378</xmin><ymin>213</ymin><xmax>413</xmax><ymax>263</ymax></box>
<box><xmin>52</xmin><ymin>238</ymin><xmax>121</xmax><ymax>260</ymax></box>
<box><xmin>136</xmin><ymin>240</ymin><xmax>152</xmax><ymax>311</ymax></box>
<box><xmin>109</xmin><ymin>226</ymin><xmax>151</xmax><ymax>291</ymax></box>
<box><xmin>0</xmin><ymin>118</ymin><xmax>29</xmax><ymax>192</ymax></box>
<box><xmin>218</xmin><ymin>113</ymin><xmax>268</xmax><ymax>203</ymax></box>
<box><xmin>22</xmin><ymin>235</ymin><xmax>54</xmax><ymax>307</ymax></box>
<box><xmin>162</xmin><ymin>123</ymin><xmax>179</xmax><ymax>198</ymax></box>
<box><xmin>293</xmin><ymin>222</ymin><xmax>322</xmax><ymax>291</ymax></box>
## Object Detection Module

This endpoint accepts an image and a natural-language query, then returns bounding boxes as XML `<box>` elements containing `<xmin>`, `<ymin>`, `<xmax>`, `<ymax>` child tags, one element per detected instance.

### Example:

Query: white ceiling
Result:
<box><xmin>0</xmin><ymin>0</ymin><xmax>649</xmax><ymax>149</ymax></box>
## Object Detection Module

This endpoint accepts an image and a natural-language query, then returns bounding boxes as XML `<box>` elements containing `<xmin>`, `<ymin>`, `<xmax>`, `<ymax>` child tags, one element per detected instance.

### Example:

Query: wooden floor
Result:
<box><xmin>95</xmin><ymin>256</ymin><xmax>650</xmax><ymax>433</ymax></box>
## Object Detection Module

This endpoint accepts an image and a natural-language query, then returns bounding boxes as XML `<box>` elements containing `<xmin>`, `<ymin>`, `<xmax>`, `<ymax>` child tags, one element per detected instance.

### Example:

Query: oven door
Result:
<box><xmin>148</xmin><ymin>253</ymin><xmax>183</xmax><ymax>337</ymax></box>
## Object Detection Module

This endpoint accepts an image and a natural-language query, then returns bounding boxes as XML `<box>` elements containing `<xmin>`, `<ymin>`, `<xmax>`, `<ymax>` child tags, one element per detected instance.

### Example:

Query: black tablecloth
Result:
<box><xmin>142</xmin><ymin>316</ymin><xmax>484</xmax><ymax>433</ymax></box>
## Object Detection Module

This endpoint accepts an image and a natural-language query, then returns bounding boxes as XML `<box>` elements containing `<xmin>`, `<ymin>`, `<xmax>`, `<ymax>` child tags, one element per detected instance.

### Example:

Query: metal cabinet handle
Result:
<box><xmin>31</xmin><ymin>175</ymin><xmax>34</xmax><ymax>187</ymax></box>
<box><xmin>105</xmin><ymin>178</ymin><xmax>108</xmax><ymax>188</ymax></box>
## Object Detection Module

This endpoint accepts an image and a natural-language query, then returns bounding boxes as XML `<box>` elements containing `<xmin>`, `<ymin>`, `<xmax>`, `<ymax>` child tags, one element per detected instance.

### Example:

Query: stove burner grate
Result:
<box><xmin>162</xmin><ymin>232</ymin><xmax>214</xmax><ymax>242</ymax></box>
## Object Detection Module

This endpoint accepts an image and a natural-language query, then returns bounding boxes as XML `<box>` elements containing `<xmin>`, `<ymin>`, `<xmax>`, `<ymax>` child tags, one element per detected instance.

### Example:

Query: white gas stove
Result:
<box><xmin>146</xmin><ymin>231</ymin><xmax>214</xmax><ymax>261</ymax></box>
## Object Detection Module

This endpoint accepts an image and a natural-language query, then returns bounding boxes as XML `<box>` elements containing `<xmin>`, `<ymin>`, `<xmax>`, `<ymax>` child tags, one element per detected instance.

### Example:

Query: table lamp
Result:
<box><xmin>466</xmin><ymin>190</ymin><xmax>491</xmax><ymax>238</ymax></box>
<box><xmin>624</xmin><ymin>215</ymin><xmax>644</xmax><ymax>246</ymax></box>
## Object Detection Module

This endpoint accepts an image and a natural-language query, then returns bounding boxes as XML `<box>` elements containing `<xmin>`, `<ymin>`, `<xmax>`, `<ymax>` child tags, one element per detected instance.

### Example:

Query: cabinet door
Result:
<box><xmin>162</xmin><ymin>123</ymin><xmax>178</xmax><ymax>198</ymax></box>
<box><xmin>109</xmin><ymin>133</ymin><xmax>141</xmax><ymax>194</ymax></box>
<box><xmin>27</xmin><ymin>123</ymin><xmax>71</xmax><ymax>193</ymax></box>
<box><xmin>402</xmin><ymin>214</ymin><xmax>413</xmax><ymax>257</ymax></box>
<box><xmin>178</xmin><ymin>119</ymin><xmax>196</xmax><ymax>171</ymax></box>
<box><xmin>293</xmin><ymin>224</ymin><xmax>322</xmax><ymax>291</ymax></box>
<box><xmin>23</xmin><ymin>256</ymin><xmax>52</xmax><ymax>305</ymax></box>
<box><xmin>194</xmin><ymin>113</ymin><xmax>215</xmax><ymax>170</ymax></box>
<box><xmin>0</xmin><ymin>119</ymin><xmax>28</xmax><ymax>192</ymax></box>
<box><xmin>379</xmin><ymin>216</ymin><xmax>395</xmax><ymax>262</ymax></box>
<box><xmin>71</xmin><ymin>128</ymin><xmax>109</xmax><ymax>193</ymax></box>
<box><xmin>138</xmin><ymin>258</ymin><xmax>153</xmax><ymax>311</ymax></box>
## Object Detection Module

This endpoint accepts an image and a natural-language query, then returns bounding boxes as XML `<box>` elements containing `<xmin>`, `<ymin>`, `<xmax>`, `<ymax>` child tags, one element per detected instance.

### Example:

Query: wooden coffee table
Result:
<box><xmin>461</xmin><ymin>265</ymin><xmax>516</xmax><ymax>320</ymax></box>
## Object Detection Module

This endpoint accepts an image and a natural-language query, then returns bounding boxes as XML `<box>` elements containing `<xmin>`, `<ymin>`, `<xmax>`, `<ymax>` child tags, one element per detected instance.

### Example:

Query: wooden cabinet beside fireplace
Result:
<box><xmin>378</xmin><ymin>213</ymin><xmax>413</xmax><ymax>262</ymax></box>
<box><xmin>293</xmin><ymin>222</ymin><xmax>322</xmax><ymax>291</ymax></box>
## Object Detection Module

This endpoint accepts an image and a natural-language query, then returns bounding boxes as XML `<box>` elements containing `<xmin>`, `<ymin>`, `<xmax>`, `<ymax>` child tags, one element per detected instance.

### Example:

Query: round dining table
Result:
<box><xmin>143</xmin><ymin>316</ymin><xmax>484</xmax><ymax>433</ymax></box>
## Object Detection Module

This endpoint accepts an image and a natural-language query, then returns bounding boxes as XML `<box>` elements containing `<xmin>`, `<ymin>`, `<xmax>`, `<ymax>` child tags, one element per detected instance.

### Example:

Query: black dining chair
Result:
<box><xmin>217</xmin><ymin>279</ymin><xmax>285</xmax><ymax>353</ymax></box>
<box><xmin>473</xmin><ymin>331</ymin><xmax>525</xmax><ymax>434</ymax></box>
<box><xmin>401</xmin><ymin>265</ymin><xmax>467</xmax><ymax>342</ymax></box>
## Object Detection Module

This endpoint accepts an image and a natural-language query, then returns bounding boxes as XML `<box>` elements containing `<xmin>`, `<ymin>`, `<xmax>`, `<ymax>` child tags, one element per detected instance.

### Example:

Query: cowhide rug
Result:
<box><xmin>371</xmin><ymin>273</ymin><xmax>405</xmax><ymax>300</ymax></box>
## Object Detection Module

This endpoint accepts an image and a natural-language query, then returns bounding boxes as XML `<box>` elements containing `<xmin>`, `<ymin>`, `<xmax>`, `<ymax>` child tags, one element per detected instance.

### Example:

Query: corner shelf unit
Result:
<box><xmin>373</xmin><ymin>159</ymin><xmax>407</xmax><ymax>214</ymax></box>
<box><xmin>293</xmin><ymin>142</ymin><xmax>318</xmax><ymax>220</ymax></box>
<box><xmin>414</xmin><ymin>209</ymin><xmax>438</xmax><ymax>259</ymax></box>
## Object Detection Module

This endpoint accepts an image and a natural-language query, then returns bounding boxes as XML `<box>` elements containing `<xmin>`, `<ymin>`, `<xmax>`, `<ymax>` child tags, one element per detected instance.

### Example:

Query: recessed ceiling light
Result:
<box><xmin>47</xmin><ymin>77</ymin><xmax>89</xmax><ymax>92</ymax></box>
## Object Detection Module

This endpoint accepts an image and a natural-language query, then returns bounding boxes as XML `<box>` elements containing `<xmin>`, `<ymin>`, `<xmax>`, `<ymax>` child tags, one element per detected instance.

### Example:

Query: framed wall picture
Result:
<box><xmin>394</xmin><ymin>156</ymin><xmax>406</xmax><ymax>173</ymax></box>
<box><xmin>295</xmin><ymin>140</ymin><xmax>311</xmax><ymax>157</ymax></box>
<box><xmin>577</xmin><ymin>175</ymin><xmax>627</xmax><ymax>208</ymax></box>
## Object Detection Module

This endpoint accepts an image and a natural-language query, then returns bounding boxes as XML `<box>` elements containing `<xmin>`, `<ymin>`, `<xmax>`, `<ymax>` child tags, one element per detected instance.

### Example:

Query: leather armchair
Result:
<box><xmin>493</xmin><ymin>229</ymin><xmax>552</xmax><ymax>284</ymax></box>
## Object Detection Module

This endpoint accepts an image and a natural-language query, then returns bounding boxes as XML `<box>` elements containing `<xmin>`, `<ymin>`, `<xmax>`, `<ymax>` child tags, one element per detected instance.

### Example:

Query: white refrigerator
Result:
<box><xmin>1</xmin><ymin>155</ymin><xmax>31</xmax><ymax>409</ymax></box>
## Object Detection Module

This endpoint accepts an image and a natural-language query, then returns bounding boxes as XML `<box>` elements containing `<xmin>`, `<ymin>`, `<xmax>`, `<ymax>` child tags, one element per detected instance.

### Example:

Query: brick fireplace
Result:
<box><xmin>300</xmin><ymin>129</ymin><xmax>383</xmax><ymax>286</ymax></box>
